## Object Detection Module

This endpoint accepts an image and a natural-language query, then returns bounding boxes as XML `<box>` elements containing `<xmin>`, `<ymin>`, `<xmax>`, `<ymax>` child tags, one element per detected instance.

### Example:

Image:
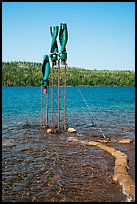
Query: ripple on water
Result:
<box><xmin>2</xmin><ymin>122</ymin><xmax>134</xmax><ymax>202</ymax></box>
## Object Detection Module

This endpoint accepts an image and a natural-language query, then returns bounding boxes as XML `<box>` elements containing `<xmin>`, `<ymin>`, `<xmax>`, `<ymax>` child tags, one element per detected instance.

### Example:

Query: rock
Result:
<box><xmin>67</xmin><ymin>127</ymin><xmax>76</xmax><ymax>133</ymax></box>
<box><xmin>118</xmin><ymin>139</ymin><xmax>133</xmax><ymax>144</ymax></box>
<box><xmin>46</xmin><ymin>127</ymin><xmax>62</xmax><ymax>134</ymax></box>
<box><xmin>121</xmin><ymin>128</ymin><xmax>133</xmax><ymax>132</ymax></box>
<box><xmin>2</xmin><ymin>139</ymin><xmax>16</xmax><ymax>146</ymax></box>
<box><xmin>46</xmin><ymin>128</ymin><xmax>53</xmax><ymax>133</ymax></box>
<box><xmin>67</xmin><ymin>137</ymin><xmax>78</xmax><ymax>142</ymax></box>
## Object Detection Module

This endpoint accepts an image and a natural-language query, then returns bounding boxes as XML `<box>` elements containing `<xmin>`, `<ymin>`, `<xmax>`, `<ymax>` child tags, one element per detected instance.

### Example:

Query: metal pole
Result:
<box><xmin>46</xmin><ymin>88</ymin><xmax>48</xmax><ymax>127</ymax></box>
<box><xmin>40</xmin><ymin>86</ymin><xmax>44</xmax><ymax>127</ymax></box>
<box><xmin>51</xmin><ymin>62</ymin><xmax>54</xmax><ymax>128</ymax></box>
<box><xmin>64</xmin><ymin>62</ymin><xmax>67</xmax><ymax>131</ymax></box>
<box><xmin>57</xmin><ymin>59</ymin><xmax>60</xmax><ymax>130</ymax></box>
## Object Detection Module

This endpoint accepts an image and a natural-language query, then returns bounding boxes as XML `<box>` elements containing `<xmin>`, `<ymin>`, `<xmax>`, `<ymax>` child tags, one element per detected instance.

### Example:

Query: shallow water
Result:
<box><xmin>2</xmin><ymin>86</ymin><xmax>135</xmax><ymax>202</ymax></box>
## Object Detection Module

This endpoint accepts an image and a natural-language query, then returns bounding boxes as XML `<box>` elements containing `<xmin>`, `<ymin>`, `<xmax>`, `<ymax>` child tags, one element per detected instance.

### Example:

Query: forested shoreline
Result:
<box><xmin>2</xmin><ymin>61</ymin><xmax>135</xmax><ymax>86</ymax></box>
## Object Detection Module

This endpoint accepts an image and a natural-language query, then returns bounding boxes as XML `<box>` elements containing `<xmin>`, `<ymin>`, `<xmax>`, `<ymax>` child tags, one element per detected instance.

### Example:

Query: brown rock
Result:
<box><xmin>46</xmin><ymin>128</ymin><xmax>53</xmax><ymax>133</ymax></box>
<box><xmin>118</xmin><ymin>139</ymin><xmax>133</xmax><ymax>144</ymax></box>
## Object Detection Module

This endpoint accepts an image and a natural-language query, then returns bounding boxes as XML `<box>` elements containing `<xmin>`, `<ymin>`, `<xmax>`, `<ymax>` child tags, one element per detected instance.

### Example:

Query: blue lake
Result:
<box><xmin>2</xmin><ymin>86</ymin><xmax>135</xmax><ymax>202</ymax></box>
<box><xmin>2</xmin><ymin>86</ymin><xmax>135</xmax><ymax>134</ymax></box>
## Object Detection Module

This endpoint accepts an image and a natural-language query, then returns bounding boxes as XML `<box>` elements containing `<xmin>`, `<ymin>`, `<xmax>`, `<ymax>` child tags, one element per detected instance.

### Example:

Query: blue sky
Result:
<box><xmin>2</xmin><ymin>2</ymin><xmax>135</xmax><ymax>70</ymax></box>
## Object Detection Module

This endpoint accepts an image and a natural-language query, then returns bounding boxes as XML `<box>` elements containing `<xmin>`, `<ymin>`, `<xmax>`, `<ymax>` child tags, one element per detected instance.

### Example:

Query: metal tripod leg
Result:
<box><xmin>40</xmin><ymin>86</ymin><xmax>44</xmax><ymax>127</ymax></box>
<box><xmin>57</xmin><ymin>59</ymin><xmax>60</xmax><ymax>130</ymax></box>
<box><xmin>51</xmin><ymin>62</ymin><xmax>54</xmax><ymax>129</ymax></box>
<box><xmin>64</xmin><ymin>62</ymin><xmax>67</xmax><ymax>131</ymax></box>
<box><xmin>46</xmin><ymin>88</ymin><xmax>48</xmax><ymax>127</ymax></box>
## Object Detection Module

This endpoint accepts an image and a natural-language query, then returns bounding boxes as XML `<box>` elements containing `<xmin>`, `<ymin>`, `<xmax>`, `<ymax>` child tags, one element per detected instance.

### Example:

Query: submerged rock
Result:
<box><xmin>46</xmin><ymin>127</ymin><xmax>62</xmax><ymax>134</ymax></box>
<box><xmin>2</xmin><ymin>139</ymin><xmax>16</xmax><ymax>146</ymax></box>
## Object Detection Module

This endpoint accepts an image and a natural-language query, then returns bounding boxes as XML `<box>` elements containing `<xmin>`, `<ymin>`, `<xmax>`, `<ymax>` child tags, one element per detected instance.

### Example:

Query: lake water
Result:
<box><xmin>2</xmin><ymin>86</ymin><xmax>135</xmax><ymax>202</ymax></box>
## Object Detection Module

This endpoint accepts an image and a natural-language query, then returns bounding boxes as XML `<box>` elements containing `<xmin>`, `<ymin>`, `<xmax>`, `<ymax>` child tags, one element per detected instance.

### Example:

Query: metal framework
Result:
<box><xmin>40</xmin><ymin>23</ymin><xmax>68</xmax><ymax>132</ymax></box>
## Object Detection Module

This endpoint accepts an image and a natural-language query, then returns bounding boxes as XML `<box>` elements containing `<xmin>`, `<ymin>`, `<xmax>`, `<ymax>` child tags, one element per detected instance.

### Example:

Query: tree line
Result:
<box><xmin>2</xmin><ymin>61</ymin><xmax>135</xmax><ymax>86</ymax></box>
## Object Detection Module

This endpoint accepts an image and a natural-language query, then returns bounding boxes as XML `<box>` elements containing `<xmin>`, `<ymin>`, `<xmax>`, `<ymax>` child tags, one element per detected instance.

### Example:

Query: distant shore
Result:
<box><xmin>2</xmin><ymin>61</ymin><xmax>135</xmax><ymax>86</ymax></box>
